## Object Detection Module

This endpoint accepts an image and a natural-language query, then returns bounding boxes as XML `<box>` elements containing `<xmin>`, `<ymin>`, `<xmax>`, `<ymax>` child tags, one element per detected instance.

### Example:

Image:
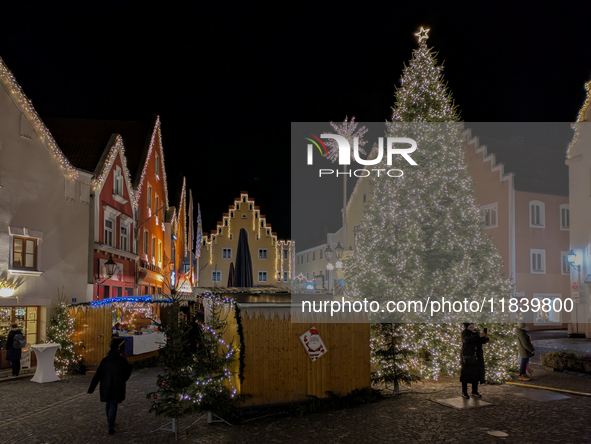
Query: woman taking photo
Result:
<box><xmin>460</xmin><ymin>323</ymin><xmax>489</xmax><ymax>398</ymax></box>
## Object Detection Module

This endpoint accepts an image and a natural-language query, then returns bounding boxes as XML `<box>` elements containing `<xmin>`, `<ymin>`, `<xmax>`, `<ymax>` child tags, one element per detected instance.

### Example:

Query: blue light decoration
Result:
<box><xmin>305</xmin><ymin>282</ymin><xmax>315</xmax><ymax>291</ymax></box>
<box><xmin>91</xmin><ymin>295</ymin><xmax>173</xmax><ymax>306</ymax></box>
<box><xmin>171</xmin><ymin>271</ymin><xmax>176</xmax><ymax>287</ymax></box>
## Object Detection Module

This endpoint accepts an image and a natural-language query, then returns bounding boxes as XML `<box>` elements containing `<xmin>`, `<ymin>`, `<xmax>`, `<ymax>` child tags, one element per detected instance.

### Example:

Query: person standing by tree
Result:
<box><xmin>516</xmin><ymin>322</ymin><xmax>535</xmax><ymax>381</ymax></box>
<box><xmin>460</xmin><ymin>323</ymin><xmax>489</xmax><ymax>398</ymax></box>
<box><xmin>87</xmin><ymin>339</ymin><xmax>131</xmax><ymax>435</ymax></box>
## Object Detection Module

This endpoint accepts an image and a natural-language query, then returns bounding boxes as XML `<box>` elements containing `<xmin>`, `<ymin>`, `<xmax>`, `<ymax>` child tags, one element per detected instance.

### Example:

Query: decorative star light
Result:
<box><xmin>415</xmin><ymin>27</ymin><xmax>430</xmax><ymax>43</ymax></box>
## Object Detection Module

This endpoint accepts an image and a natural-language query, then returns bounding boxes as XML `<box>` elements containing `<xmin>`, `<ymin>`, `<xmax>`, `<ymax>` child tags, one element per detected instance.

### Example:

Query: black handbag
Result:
<box><xmin>463</xmin><ymin>354</ymin><xmax>478</xmax><ymax>365</ymax></box>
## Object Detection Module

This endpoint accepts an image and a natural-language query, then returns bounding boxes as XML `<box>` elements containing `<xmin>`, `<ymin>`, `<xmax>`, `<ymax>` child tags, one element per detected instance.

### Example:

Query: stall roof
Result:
<box><xmin>196</xmin><ymin>287</ymin><xmax>339</xmax><ymax>306</ymax></box>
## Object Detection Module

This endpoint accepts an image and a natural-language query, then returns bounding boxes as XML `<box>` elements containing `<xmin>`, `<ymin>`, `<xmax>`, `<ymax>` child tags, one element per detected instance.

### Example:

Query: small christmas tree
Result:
<box><xmin>371</xmin><ymin>323</ymin><xmax>419</xmax><ymax>392</ymax></box>
<box><xmin>46</xmin><ymin>288</ymin><xmax>82</xmax><ymax>374</ymax></box>
<box><xmin>147</xmin><ymin>295</ymin><xmax>242</xmax><ymax>422</ymax></box>
<box><xmin>147</xmin><ymin>296</ymin><xmax>197</xmax><ymax>419</ymax></box>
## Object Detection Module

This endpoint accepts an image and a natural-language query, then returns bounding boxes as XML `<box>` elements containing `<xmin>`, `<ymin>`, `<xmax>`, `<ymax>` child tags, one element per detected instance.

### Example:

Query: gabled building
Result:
<box><xmin>199</xmin><ymin>192</ymin><xmax>294</xmax><ymax>287</ymax></box>
<box><xmin>464</xmin><ymin>131</ymin><xmax>570</xmax><ymax>330</ymax></box>
<box><xmin>45</xmin><ymin>118</ymin><xmax>151</xmax><ymax>301</ymax></box>
<box><xmin>132</xmin><ymin>116</ymin><xmax>170</xmax><ymax>295</ymax></box>
<box><xmin>566</xmin><ymin>81</ymin><xmax>591</xmax><ymax>337</ymax></box>
<box><xmin>0</xmin><ymin>57</ymin><xmax>92</xmax><ymax>345</ymax></box>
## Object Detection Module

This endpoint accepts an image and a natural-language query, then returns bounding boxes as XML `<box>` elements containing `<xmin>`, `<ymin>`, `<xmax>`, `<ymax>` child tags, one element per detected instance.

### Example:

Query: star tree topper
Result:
<box><xmin>415</xmin><ymin>27</ymin><xmax>430</xmax><ymax>43</ymax></box>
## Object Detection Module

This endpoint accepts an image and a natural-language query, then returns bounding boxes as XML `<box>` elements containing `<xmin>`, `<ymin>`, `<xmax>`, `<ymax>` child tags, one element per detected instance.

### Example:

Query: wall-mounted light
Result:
<box><xmin>94</xmin><ymin>254</ymin><xmax>118</xmax><ymax>285</ymax></box>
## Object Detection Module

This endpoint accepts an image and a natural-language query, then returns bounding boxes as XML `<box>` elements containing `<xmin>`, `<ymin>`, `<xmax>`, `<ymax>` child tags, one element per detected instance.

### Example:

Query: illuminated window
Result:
<box><xmin>12</xmin><ymin>236</ymin><xmax>37</xmax><ymax>270</ymax></box>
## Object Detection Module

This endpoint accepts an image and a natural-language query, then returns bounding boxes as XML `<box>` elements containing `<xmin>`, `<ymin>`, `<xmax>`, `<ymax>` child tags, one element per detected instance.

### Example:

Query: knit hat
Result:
<box><xmin>463</xmin><ymin>323</ymin><xmax>473</xmax><ymax>329</ymax></box>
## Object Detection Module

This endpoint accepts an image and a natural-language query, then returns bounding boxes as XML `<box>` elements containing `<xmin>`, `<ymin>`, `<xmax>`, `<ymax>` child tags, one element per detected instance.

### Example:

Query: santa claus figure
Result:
<box><xmin>301</xmin><ymin>327</ymin><xmax>327</xmax><ymax>361</ymax></box>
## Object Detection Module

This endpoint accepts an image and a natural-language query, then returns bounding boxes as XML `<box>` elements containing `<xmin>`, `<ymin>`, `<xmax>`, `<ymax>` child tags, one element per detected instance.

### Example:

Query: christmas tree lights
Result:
<box><xmin>345</xmin><ymin>28</ymin><xmax>517</xmax><ymax>384</ymax></box>
<box><xmin>47</xmin><ymin>289</ymin><xmax>83</xmax><ymax>373</ymax></box>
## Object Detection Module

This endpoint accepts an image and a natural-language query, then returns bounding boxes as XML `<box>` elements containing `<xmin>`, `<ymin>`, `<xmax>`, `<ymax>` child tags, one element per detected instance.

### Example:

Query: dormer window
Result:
<box><xmin>113</xmin><ymin>167</ymin><xmax>124</xmax><ymax>197</ymax></box>
<box><xmin>155</xmin><ymin>155</ymin><xmax>160</xmax><ymax>179</ymax></box>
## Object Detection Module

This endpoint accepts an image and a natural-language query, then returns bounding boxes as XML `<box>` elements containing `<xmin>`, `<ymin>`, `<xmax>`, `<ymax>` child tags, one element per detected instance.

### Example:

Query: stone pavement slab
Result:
<box><xmin>432</xmin><ymin>396</ymin><xmax>493</xmax><ymax>409</ymax></box>
<box><xmin>512</xmin><ymin>389</ymin><xmax>570</xmax><ymax>401</ymax></box>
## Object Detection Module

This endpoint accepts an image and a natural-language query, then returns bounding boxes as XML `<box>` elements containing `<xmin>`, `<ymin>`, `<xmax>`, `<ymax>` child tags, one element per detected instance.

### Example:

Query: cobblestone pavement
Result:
<box><xmin>529</xmin><ymin>329</ymin><xmax>591</xmax><ymax>364</ymax></box>
<box><xmin>1</xmin><ymin>364</ymin><xmax>590</xmax><ymax>444</ymax></box>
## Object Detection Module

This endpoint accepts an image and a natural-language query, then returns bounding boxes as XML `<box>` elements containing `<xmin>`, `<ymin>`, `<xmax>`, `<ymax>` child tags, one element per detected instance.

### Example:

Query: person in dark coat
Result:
<box><xmin>516</xmin><ymin>322</ymin><xmax>535</xmax><ymax>381</ymax></box>
<box><xmin>6</xmin><ymin>323</ymin><xmax>23</xmax><ymax>377</ymax></box>
<box><xmin>88</xmin><ymin>339</ymin><xmax>132</xmax><ymax>435</ymax></box>
<box><xmin>460</xmin><ymin>323</ymin><xmax>489</xmax><ymax>398</ymax></box>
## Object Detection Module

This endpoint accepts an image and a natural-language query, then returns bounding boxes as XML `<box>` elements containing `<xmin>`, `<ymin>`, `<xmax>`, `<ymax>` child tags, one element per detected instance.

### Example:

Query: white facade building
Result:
<box><xmin>565</xmin><ymin>81</ymin><xmax>591</xmax><ymax>337</ymax></box>
<box><xmin>0</xmin><ymin>57</ymin><xmax>92</xmax><ymax>345</ymax></box>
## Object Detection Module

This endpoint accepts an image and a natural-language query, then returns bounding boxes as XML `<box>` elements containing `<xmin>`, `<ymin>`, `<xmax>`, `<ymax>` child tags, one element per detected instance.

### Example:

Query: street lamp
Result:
<box><xmin>334</xmin><ymin>242</ymin><xmax>344</xmax><ymax>260</ymax></box>
<box><xmin>566</xmin><ymin>249</ymin><xmax>582</xmax><ymax>336</ymax></box>
<box><xmin>324</xmin><ymin>244</ymin><xmax>333</xmax><ymax>262</ymax></box>
<box><xmin>566</xmin><ymin>250</ymin><xmax>580</xmax><ymax>270</ymax></box>
<box><xmin>95</xmin><ymin>254</ymin><xmax>118</xmax><ymax>284</ymax></box>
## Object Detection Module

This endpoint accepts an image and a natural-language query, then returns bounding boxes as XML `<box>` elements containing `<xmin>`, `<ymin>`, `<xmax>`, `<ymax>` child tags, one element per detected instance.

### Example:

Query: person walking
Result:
<box><xmin>6</xmin><ymin>323</ymin><xmax>24</xmax><ymax>377</ymax></box>
<box><xmin>516</xmin><ymin>322</ymin><xmax>535</xmax><ymax>381</ymax></box>
<box><xmin>460</xmin><ymin>323</ymin><xmax>489</xmax><ymax>399</ymax></box>
<box><xmin>88</xmin><ymin>339</ymin><xmax>132</xmax><ymax>435</ymax></box>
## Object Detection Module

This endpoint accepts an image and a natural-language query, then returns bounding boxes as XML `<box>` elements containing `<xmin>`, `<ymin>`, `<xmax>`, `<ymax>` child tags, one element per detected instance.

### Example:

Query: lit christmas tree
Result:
<box><xmin>148</xmin><ymin>295</ymin><xmax>241</xmax><ymax>422</ymax></box>
<box><xmin>46</xmin><ymin>288</ymin><xmax>82</xmax><ymax>373</ymax></box>
<box><xmin>345</xmin><ymin>27</ymin><xmax>516</xmax><ymax>383</ymax></box>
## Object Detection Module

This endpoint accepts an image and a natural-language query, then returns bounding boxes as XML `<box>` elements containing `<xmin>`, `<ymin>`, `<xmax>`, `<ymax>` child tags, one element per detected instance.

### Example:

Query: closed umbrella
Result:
<box><xmin>227</xmin><ymin>262</ymin><xmax>235</xmax><ymax>287</ymax></box>
<box><xmin>234</xmin><ymin>228</ymin><xmax>253</xmax><ymax>287</ymax></box>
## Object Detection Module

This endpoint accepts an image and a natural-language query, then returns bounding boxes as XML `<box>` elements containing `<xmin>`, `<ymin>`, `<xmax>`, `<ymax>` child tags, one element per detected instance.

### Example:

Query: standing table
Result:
<box><xmin>30</xmin><ymin>343</ymin><xmax>62</xmax><ymax>383</ymax></box>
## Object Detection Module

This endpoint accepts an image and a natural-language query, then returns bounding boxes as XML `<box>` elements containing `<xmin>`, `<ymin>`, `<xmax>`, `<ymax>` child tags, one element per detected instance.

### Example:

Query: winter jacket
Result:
<box><xmin>6</xmin><ymin>329</ymin><xmax>23</xmax><ymax>362</ymax></box>
<box><xmin>460</xmin><ymin>328</ymin><xmax>489</xmax><ymax>384</ymax></box>
<box><xmin>516</xmin><ymin>327</ymin><xmax>535</xmax><ymax>358</ymax></box>
<box><xmin>88</xmin><ymin>350</ymin><xmax>132</xmax><ymax>403</ymax></box>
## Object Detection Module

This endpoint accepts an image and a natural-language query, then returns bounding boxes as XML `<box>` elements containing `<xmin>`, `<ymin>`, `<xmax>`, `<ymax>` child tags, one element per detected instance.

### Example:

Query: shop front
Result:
<box><xmin>0</xmin><ymin>306</ymin><xmax>39</xmax><ymax>369</ymax></box>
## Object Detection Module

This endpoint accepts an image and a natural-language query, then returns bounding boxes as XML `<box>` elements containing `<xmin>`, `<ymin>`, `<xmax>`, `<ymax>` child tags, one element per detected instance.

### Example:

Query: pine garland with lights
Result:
<box><xmin>46</xmin><ymin>288</ymin><xmax>83</xmax><ymax>373</ymax></box>
<box><xmin>345</xmin><ymin>29</ymin><xmax>517</xmax><ymax>384</ymax></box>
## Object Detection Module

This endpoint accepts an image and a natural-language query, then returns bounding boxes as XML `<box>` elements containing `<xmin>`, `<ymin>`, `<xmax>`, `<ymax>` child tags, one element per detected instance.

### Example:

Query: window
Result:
<box><xmin>283</xmin><ymin>271</ymin><xmax>288</xmax><ymax>282</ymax></box>
<box><xmin>283</xmin><ymin>249</ymin><xmax>289</xmax><ymax>259</ymax></box>
<box><xmin>223</xmin><ymin>248</ymin><xmax>232</xmax><ymax>259</ymax></box>
<box><xmin>363</xmin><ymin>193</ymin><xmax>367</xmax><ymax>203</ymax></box>
<box><xmin>312</xmin><ymin>251</ymin><xmax>315</xmax><ymax>261</ymax></box>
<box><xmin>529</xmin><ymin>200</ymin><xmax>545</xmax><ymax>228</ymax></box>
<box><xmin>258</xmin><ymin>271</ymin><xmax>267</xmax><ymax>282</ymax></box>
<box><xmin>113</xmin><ymin>287</ymin><xmax>123</xmax><ymax>297</ymax></box>
<box><xmin>319</xmin><ymin>248</ymin><xmax>323</xmax><ymax>260</ymax></box>
<box><xmin>561</xmin><ymin>251</ymin><xmax>570</xmax><ymax>275</ymax></box>
<box><xmin>354</xmin><ymin>224</ymin><xmax>361</xmax><ymax>244</ymax></box>
<box><xmin>158</xmin><ymin>240</ymin><xmax>162</xmax><ymax>263</ymax></box>
<box><xmin>306</xmin><ymin>272</ymin><xmax>309</xmax><ymax>279</ymax></box>
<box><xmin>560</xmin><ymin>204</ymin><xmax>570</xmax><ymax>230</ymax></box>
<box><xmin>98</xmin><ymin>285</ymin><xmax>109</xmax><ymax>299</ymax></box>
<box><xmin>143</xmin><ymin>230</ymin><xmax>148</xmax><ymax>254</ymax></box>
<box><xmin>242</xmin><ymin>214</ymin><xmax>247</xmax><ymax>219</ymax></box>
<box><xmin>114</xmin><ymin>167</ymin><xmax>124</xmax><ymax>196</ymax></box>
<box><xmin>481</xmin><ymin>203</ymin><xmax>498</xmax><ymax>229</ymax></box>
<box><xmin>125</xmin><ymin>287</ymin><xmax>134</xmax><ymax>296</ymax></box>
<box><xmin>120</xmin><ymin>225</ymin><xmax>128</xmax><ymax>251</ymax></box>
<box><xmin>155</xmin><ymin>195</ymin><xmax>159</xmax><ymax>221</ymax></box>
<box><xmin>212</xmin><ymin>271</ymin><xmax>222</xmax><ymax>282</ymax></box>
<box><xmin>533</xmin><ymin>294</ymin><xmax>562</xmax><ymax>324</ymax></box>
<box><xmin>152</xmin><ymin>236</ymin><xmax>156</xmax><ymax>259</ymax></box>
<box><xmin>530</xmin><ymin>249</ymin><xmax>546</xmax><ymax>274</ymax></box>
<box><xmin>104</xmin><ymin>218</ymin><xmax>114</xmax><ymax>247</ymax></box>
<box><xmin>306</xmin><ymin>253</ymin><xmax>309</xmax><ymax>262</ymax></box>
<box><xmin>155</xmin><ymin>155</ymin><xmax>160</xmax><ymax>177</ymax></box>
<box><xmin>12</xmin><ymin>236</ymin><xmax>37</xmax><ymax>270</ymax></box>
<box><xmin>259</xmin><ymin>249</ymin><xmax>268</xmax><ymax>259</ymax></box>
<box><xmin>147</xmin><ymin>183</ymin><xmax>152</xmax><ymax>210</ymax></box>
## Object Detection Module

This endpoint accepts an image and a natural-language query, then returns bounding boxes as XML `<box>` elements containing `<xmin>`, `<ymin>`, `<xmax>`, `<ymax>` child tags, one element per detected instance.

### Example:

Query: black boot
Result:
<box><xmin>462</xmin><ymin>392</ymin><xmax>470</xmax><ymax>399</ymax></box>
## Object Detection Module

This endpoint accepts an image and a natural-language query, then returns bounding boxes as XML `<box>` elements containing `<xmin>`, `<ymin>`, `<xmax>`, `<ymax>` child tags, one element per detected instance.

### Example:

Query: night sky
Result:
<box><xmin>1</xmin><ymin>2</ymin><xmax>591</xmax><ymax>241</ymax></box>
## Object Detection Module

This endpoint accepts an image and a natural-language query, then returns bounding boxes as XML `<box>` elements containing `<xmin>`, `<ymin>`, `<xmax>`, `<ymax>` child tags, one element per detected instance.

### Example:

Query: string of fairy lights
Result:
<box><xmin>91</xmin><ymin>135</ymin><xmax>135</xmax><ymax>199</ymax></box>
<box><xmin>0</xmin><ymin>57</ymin><xmax>78</xmax><ymax>179</ymax></box>
<box><xmin>567</xmin><ymin>80</ymin><xmax>591</xmax><ymax>158</ymax></box>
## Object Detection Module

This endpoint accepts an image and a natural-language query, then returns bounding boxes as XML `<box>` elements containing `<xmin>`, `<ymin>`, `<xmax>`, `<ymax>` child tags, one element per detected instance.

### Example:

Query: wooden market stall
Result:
<box><xmin>68</xmin><ymin>295</ymin><xmax>173</xmax><ymax>367</ymax></box>
<box><xmin>198</xmin><ymin>289</ymin><xmax>371</xmax><ymax>407</ymax></box>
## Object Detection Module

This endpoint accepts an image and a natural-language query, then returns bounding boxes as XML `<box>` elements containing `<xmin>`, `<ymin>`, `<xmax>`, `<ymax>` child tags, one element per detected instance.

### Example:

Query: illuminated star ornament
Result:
<box><xmin>415</xmin><ymin>27</ymin><xmax>430</xmax><ymax>43</ymax></box>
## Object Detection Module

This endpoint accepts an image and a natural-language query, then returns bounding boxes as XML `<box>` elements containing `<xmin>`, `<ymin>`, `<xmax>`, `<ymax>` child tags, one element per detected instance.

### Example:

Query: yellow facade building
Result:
<box><xmin>199</xmin><ymin>192</ymin><xmax>294</xmax><ymax>287</ymax></box>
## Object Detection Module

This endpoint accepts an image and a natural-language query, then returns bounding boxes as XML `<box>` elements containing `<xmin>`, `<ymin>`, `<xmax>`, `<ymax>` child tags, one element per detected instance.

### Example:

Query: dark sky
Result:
<box><xmin>1</xmin><ymin>2</ymin><xmax>590</xmax><ymax>241</ymax></box>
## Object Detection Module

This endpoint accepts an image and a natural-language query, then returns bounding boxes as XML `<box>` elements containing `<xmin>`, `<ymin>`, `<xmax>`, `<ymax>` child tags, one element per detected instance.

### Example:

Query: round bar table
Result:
<box><xmin>30</xmin><ymin>343</ymin><xmax>62</xmax><ymax>383</ymax></box>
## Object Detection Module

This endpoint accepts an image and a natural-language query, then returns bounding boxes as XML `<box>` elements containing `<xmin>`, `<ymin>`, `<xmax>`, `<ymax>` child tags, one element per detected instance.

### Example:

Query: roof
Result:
<box><xmin>477</xmin><ymin>137</ymin><xmax>569</xmax><ymax>196</ymax></box>
<box><xmin>43</xmin><ymin>117</ymin><xmax>151</xmax><ymax>175</ymax></box>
